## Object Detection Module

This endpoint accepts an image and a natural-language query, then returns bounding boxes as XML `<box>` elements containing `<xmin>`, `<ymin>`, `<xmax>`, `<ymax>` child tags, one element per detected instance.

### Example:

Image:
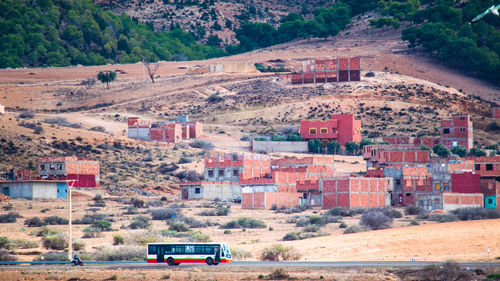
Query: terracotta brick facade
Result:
<box><xmin>300</xmin><ymin>114</ymin><xmax>361</xmax><ymax>146</ymax></box>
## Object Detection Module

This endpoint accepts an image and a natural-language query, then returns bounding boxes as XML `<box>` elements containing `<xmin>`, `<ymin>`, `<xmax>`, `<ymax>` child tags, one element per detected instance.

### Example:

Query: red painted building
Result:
<box><xmin>440</xmin><ymin>114</ymin><xmax>473</xmax><ymax>150</ymax></box>
<box><xmin>38</xmin><ymin>156</ymin><xmax>100</xmax><ymax>188</ymax></box>
<box><xmin>451</xmin><ymin>172</ymin><xmax>481</xmax><ymax>193</ymax></box>
<box><xmin>493</xmin><ymin>107</ymin><xmax>500</xmax><ymax>119</ymax></box>
<box><xmin>300</xmin><ymin>114</ymin><xmax>361</xmax><ymax>146</ymax></box>
<box><xmin>363</xmin><ymin>144</ymin><xmax>430</xmax><ymax>168</ymax></box>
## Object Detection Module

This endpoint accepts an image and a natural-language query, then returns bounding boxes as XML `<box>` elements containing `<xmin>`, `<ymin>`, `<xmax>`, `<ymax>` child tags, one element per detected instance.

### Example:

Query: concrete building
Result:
<box><xmin>180</xmin><ymin>181</ymin><xmax>240</xmax><ymax>201</ymax></box>
<box><xmin>300</xmin><ymin>114</ymin><xmax>361</xmax><ymax>146</ymax></box>
<box><xmin>38</xmin><ymin>156</ymin><xmax>100</xmax><ymax>188</ymax></box>
<box><xmin>440</xmin><ymin>114</ymin><xmax>473</xmax><ymax>150</ymax></box>
<box><xmin>429</xmin><ymin>159</ymin><xmax>474</xmax><ymax>194</ymax></box>
<box><xmin>0</xmin><ymin>180</ymin><xmax>68</xmax><ymax>200</ymax></box>
<box><xmin>251</xmin><ymin>140</ymin><xmax>308</xmax><ymax>153</ymax></box>
<box><xmin>281</xmin><ymin>57</ymin><xmax>361</xmax><ymax>84</ymax></box>
<box><xmin>416</xmin><ymin>192</ymin><xmax>483</xmax><ymax>211</ymax></box>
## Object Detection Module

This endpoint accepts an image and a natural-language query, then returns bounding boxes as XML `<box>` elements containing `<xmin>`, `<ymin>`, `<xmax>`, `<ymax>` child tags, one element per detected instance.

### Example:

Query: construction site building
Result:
<box><xmin>440</xmin><ymin>114</ymin><xmax>473</xmax><ymax>150</ymax></box>
<box><xmin>363</xmin><ymin>144</ymin><xmax>430</xmax><ymax>168</ymax></box>
<box><xmin>128</xmin><ymin>117</ymin><xmax>202</xmax><ymax>143</ymax></box>
<box><xmin>38</xmin><ymin>156</ymin><xmax>100</xmax><ymax>188</ymax></box>
<box><xmin>493</xmin><ymin>107</ymin><xmax>500</xmax><ymax>119</ymax></box>
<box><xmin>300</xmin><ymin>114</ymin><xmax>361</xmax><ymax>146</ymax></box>
<box><xmin>281</xmin><ymin>57</ymin><xmax>361</xmax><ymax>84</ymax></box>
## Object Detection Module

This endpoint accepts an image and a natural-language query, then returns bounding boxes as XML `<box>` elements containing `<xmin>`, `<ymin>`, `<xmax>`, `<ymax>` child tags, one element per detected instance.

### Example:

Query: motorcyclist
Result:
<box><xmin>72</xmin><ymin>255</ymin><xmax>82</xmax><ymax>265</ymax></box>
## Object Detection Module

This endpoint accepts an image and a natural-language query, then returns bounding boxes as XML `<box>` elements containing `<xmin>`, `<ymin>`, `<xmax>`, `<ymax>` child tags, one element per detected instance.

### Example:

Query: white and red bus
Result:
<box><xmin>147</xmin><ymin>243</ymin><xmax>232</xmax><ymax>265</ymax></box>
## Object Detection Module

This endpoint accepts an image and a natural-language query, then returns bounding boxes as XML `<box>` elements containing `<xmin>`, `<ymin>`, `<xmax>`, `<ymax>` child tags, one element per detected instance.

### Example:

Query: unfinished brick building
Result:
<box><xmin>38</xmin><ymin>156</ymin><xmax>100</xmax><ymax>188</ymax></box>
<box><xmin>128</xmin><ymin>116</ymin><xmax>202</xmax><ymax>143</ymax></box>
<box><xmin>493</xmin><ymin>107</ymin><xmax>500</xmax><ymax>119</ymax></box>
<box><xmin>363</xmin><ymin>144</ymin><xmax>430</xmax><ymax>168</ymax></box>
<box><xmin>281</xmin><ymin>57</ymin><xmax>361</xmax><ymax>84</ymax></box>
<box><xmin>300</xmin><ymin>114</ymin><xmax>361</xmax><ymax>146</ymax></box>
<box><xmin>440</xmin><ymin>114</ymin><xmax>473</xmax><ymax>150</ymax></box>
<box><xmin>470</xmin><ymin>156</ymin><xmax>500</xmax><ymax>209</ymax></box>
<box><xmin>296</xmin><ymin>176</ymin><xmax>393</xmax><ymax>208</ymax></box>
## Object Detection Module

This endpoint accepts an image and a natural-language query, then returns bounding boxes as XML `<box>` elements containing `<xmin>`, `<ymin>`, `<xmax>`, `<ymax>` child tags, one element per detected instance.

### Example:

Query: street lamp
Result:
<box><xmin>67</xmin><ymin>180</ymin><xmax>76</xmax><ymax>261</ymax></box>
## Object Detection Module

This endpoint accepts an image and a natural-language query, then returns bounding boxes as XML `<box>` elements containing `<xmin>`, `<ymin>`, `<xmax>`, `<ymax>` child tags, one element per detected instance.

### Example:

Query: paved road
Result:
<box><xmin>2</xmin><ymin>261</ymin><xmax>500</xmax><ymax>270</ymax></box>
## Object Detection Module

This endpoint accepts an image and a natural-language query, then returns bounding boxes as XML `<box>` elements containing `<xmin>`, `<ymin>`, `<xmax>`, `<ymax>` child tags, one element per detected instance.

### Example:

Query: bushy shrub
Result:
<box><xmin>82</xmin><ymin>227</ymin><xmax>102</xmax><ymax>238</ymax></box>
<box><xmin>224</xmin><ymin>230</ymin><xmax>231</xmax><ymax>234</ymax></box>
<box><xmin>72</xmin><ymin>241</ymin><xmax>85</xmax><ymax>251</ymax></box>
<box><xmin>343</xmin><ymin>225</ymin><xmax>366</xmax><ymax>234</ymax></box>
<box><xmin>0</xmin><ymin>212</ymin><xmax>21</xmax><ymax>223</ymax></box>
<box><xmin>240</xmin><ymin>135</ymin><xmax>250</xmax><ymax>141</ymax></box>
<box><xmin>269</xmin><ymin>268</ymin><xmax>289</xmax><ymax>280</ymax></box>
<box><xmin>0</xmin><ymin>237</ymin><xmax>15</xmax><ymax>250</ymax></box>
<box><xmin>92</xmin><ymin>220</ymin><xmax>112</xmax><ymax>231</ymax></box>
<box><xmin>190</xmin><ymin>140</ymin><xmax>214</xmax><ymax>149</ymax></box>
<box><xmin>25</xmin><ymin>217</ymin><xmax>45</xmax><ymax>227</ymax></box>
<box><xmin>260</xmin><ymin>244</ymin><xmax>301</xmax><ymax>261</ymax></box>
<box><xmin>91</xmin><ymin>246</ymin><xmax>146</xmax><ymax>261</ymax></box>
<box><xmin>178</xmin><ymin>216</ymin><xmax>213</xmax><ymax>228</ymax></box>
<box><xmin>36</xmin><ymin>226</ymin><xmax>59</xmax><ymax>237</ymax></box>
<box><xmin>19</xmin><ymin>110</ymin><xmax>35</xmax><ymax>119</ymax></box>
<box><xmin>360</xmin><ymin>211</ymin><xmax>392</xmax><ymax>230</ymax></box>
<box><xmin>283</xmin><ymin>232</ymin><xmax>301</xmax><ymax>241</ymax></box>
<box><xmin>42</xmin><ymin>234</ymin><xmax>67</xmax><ymax>250</ymax></box>
<box><xmin>405</xmin><ymin>205</ymin><xmax>426</xmax><ymax>215</ymax></box>
<box><xmin>183</xmin><ymin>231</ymin><xmax>211</xmax><ymax>242</ymax></box>
<box><xmin>451</xmin><ymin>208</ymin><xmax>500</xmax><ymax>221</ymax></box>
<box><xmin>178</xmin><ymin>157</ymin><xmax>192</xmax><ymax>164</ymax></box>
<box><xmin>339</xmin><ymin>221</ymin><xmax>347</xmax><ymax>228</ymax></box>
<box><xmin>431</xmin><ymin>214</ymin><xmax>457</xmax><ymax>223</ymax></box>
<box><xmin>230</xmin><ymin>247</ymin><xmax>252</xmax><ymax>260</ymax></box>
<box><xmin>132</xmin><ymin>199</ymin><xmax>145</xmax><ymax>208</ymax></box>
<box><xmin>124</xmin><ymin>207</ymin><xmax>139</xmax><ymax>215</ymax></box>
<box><xmin>35</xmin><ymin>251</ymin><xmax>68</xmax><ymax>261</ymax></box>
<box><xmin>73</xmin><ymin>214</ymin><xmax>113</xmax><ymax>224</ymax></box>
<box><xmin>43</xmin><ymin>216</ymin><xmax>68</xmax><ymax>225</ymax></box>
<box><xmin>113</xmin><ymin>234</ymin><xmax>124</xmax><ymax>245</ymax></box>
<box><xmin>221</xmin><ymin>217</ymin><xmax>266</xmax><ymax>229</ymax></box>
<box><xmin>169</xmin><ymin>222</ymin><xmax>190</xmax><ymax>232</ymax></box>
<box><xmin>325</xmin><ymin>208</ymin><xmax>350</xmax><ymax>217</ymax></box>
<box><xmin>129</xmin><ymin>216</ymin><xmax>151</xmax><ymax>229</ymax></box>
<box><xmin>0</xmin><ymin>249</ymin><xmax>18</xmax><ymax>261</ymax></box>
<box><xmin>410</xmin><ymin>219</ymin><xmax>419</xmax><ymax>226</ymax></box>
<box><xmin>382</xmin><ymin>208</ymin><xmax>403</xmax><ymax>219</ymax></box>
<box><xmin>199</xmin><ymin>206</ymin><xmax>230</xmax><ymax>216</ymax></box>
<box><xmin>151</xmin><ymin>208</ymin><xmax>180</xmax><ymax>220</ymax></box>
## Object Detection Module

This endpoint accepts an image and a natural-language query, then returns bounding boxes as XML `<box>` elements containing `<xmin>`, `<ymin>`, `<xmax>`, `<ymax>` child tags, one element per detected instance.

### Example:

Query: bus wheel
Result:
<box><xmin>213</xmin><ymin>263</ymin><xmax>219</xmax><ymax>265</ymax></box>
<box><xmin>205</xmin><ymin>257</ymin><xmax>213</xmax><ymax>265</ymax></box>
<box><xmin>167</xmin><ymin>258</ymin><xmax>175</xmax><ymax>266</ymax></box>
<box><xmin>173</xmin><ymin>263</ymin><xmax>180</xmax><ymax>266</ymax></box>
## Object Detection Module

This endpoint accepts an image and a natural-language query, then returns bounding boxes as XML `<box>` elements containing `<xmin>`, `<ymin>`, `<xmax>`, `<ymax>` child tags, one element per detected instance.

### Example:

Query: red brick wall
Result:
<box><xmin>493</xmin><ymin>107</ymin><xmax>500</xmax><ymax>119</ymax></box>
<box><xmin>442</xmin><ymin>193</ymin><xmax>483</xmax><ymax>209</ymax></box>
<box><xmin>470</xmin><ymin>156</ymin><xmax>500</xmax><ymax>177</ymax></box>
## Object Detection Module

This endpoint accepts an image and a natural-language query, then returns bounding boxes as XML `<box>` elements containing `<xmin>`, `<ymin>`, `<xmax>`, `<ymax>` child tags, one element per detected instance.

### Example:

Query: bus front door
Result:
<box><xmin>214</xmin><ymin>246</ymin><xmax>221</xmax><ymax>264</ymax></box>
<box><xmin>157</xmin><ymin>246</ymin><xmax>165</xmax><ymax>263</ymax></box>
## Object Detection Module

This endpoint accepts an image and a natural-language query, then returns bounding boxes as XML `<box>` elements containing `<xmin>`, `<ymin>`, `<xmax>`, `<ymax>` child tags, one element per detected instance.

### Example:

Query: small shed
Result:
<box><xmin>0</xmin><ymin>180</ymin><xmax>68</xmax><ymax>200</ymax></box>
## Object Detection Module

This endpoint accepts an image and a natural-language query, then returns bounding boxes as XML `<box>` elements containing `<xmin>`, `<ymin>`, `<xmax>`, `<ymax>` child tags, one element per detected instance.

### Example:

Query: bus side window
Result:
<box><xmin>205</xmin><ymin>246</ymin><xmax>214</xmax><ymax>254</ymax></box>
<box><xmin>148</xmin><ymin>245</ymin><xmax>157</xmax><ymax>254</ymax></box>
<box><xmin>174</xmin><ymin>246</ymin><xmax>184</xmax><ymax>254</ymax></box>
<box><xmin>164</xmin><ymin>246</ymin><xmax>172</xmax><ymax>254</ymax></box>
<box><xmin>195</xmin><ymin>246</ymin><xmax>203</xmax><ymax>254</ymax></box>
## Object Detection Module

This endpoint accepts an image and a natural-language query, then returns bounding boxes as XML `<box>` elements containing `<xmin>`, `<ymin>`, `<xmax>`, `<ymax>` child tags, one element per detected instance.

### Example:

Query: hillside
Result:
<box><xmin>0</xmin><ymin>0</ymin><xmax>223</xmax><ymax>69</ymax></box>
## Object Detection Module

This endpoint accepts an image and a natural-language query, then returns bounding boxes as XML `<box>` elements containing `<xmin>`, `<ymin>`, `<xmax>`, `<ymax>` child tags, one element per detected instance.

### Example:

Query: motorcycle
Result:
<box><xmin>71</xmin><ymin>256</ymin><xmax>84</xmax><ymax>266</ymax></box>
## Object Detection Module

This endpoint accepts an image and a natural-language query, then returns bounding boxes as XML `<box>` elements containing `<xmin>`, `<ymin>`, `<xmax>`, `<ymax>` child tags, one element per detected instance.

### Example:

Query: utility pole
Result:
<box><xmin>67</xmin><ymin>180</ymin><xmax>76</xmax><ymax>261</ymax></box>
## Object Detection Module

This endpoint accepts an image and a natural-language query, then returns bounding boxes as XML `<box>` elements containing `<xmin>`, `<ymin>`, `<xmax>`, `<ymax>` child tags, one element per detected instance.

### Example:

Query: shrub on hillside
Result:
<box><xmin>283</xmin><ymin>232</ymin><xmax>301</xmax><ymax>241</ymax></box>
<box><xmin>0</xmin><ymin>237</ymin><xmax>15</xmax><ymax>250</ymax></box>
<box><xmin>129</xmin><ymin>216</ymin><xmax>151</xmax><ymax>229</ymax></box>
<box><xmin>92</xmin><ymin>220</ymin><xmax>112</xmax><ymax>231</ymax></box>
<box><xmin>0</xmin><ymin>212</ymin><xmax>21</xmax><ymax>223</ymax></box>
<box><xmin>343</xmin><ymin>225</ymin><xmax>366</xmax><ymax>234</ymax></box>
<box><xmin>19</xmin><ymin>111</ymin><xmax>35</xmax><ymax>119</ymax></box>
<box><xmin>451</xmin><ymin>208</ymin><xmax>500</xmax><ymax>221</ymax></box>
<box><xmin>169</xmin><ymin>222</ymin><xmax>190</xmax><ymax>232</ymax></box>
<box><xmin>42</xmin><ymin>234</ymin><xmax>67</xmax><ymax>250</ymax></box>
<box><xmin>183</xmin><ymin>231</ymin><xmax>211</xmax><ymax>243</ymax></box>
<box><xmin>43</xmin><ymin>216</ymin><xmax>68</xmax><ymax>225</ymax></box>
<box><xmin>73</xmin><ymin>214</ymin><xmax>113</xmax><ymax>224</ymax></box>
<box><xmin>360</xmin><ymin>211</ymin><xmax>392</xmax><ymax>230</ymax></box>
<box><xmin>25</xmin><ymin>217</ymin><xmax>45</xmax><ymax>227</ymax></box>
<box><xmin>430</xmin><ymin>214</ymin><xmax>457</xmax><ymax>223</ymax></box>
<box><xmin>260</xmin><ymin>244</ymin><xmax>301</xmax><ymax>261</ymax></box>
<box><xmin>221</xmin><ymin>217</ymin><xmax>266</xmax><ymax>229</ymax></box>
<box><xmin>82</xmin><ymin>227</ymin><xmax>102</xmax><ymax>238</ymax></box>
<box><xmin>190</xmin><ymin>140</ymin><xmax>214</xmax><ymax>149</ymax></box>
<box><xmin>199</xmin><ymin>206</ymin><xmax>230</xmax><ymax>216</ymax></box>
<box><xmin>72</xmin><ymin>241</ymin><xmax>85</xmax><ymax>251</ymax></box>
<box><xmin>0</xmin><ymin>249</ymin><xmax>18</xmax><ymax>261</ymax></box>
<box><xmin>113</xmin><ymin>234</ymin><xmax>124</xmax><ymax>245</ymax></box>
<box><xmin>36</xmin><ymin>226</ymin><xmax>59</xmax><ymax>237</ymax></box>
<box><xmin>405</xmin><ymin>205</ymin><xmax>426</xmax><ymax>215</ymax></box>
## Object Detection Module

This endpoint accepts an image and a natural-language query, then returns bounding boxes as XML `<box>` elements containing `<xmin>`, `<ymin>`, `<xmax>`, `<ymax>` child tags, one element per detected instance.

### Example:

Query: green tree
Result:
<box><xmin>451</xmin><ymin>146</ymin><xmax>467</xmax><ymax>157</ymax></box>
<box><xmin>345</xmin><ymin>141</ymin><xmax>359</xmax><ymax>155</ymax></box>
<box><xmin>433</xmin><ymin>144</ymin><xmax>450</xmax><ymax>158</ymax></box>
<box><xmin>308</xmin><ymin>139</ymin><xmax>322</xmax><ymax>154</ymax></box>
<box><xmin>327</xmin><ymin>140</ymin><xmax>340</xmax><ymax>154</ymax></box>
<box><xmin>286</xmin><ymin>133</ymin><xmax>303</xmax><ymax>142</ymax></box>
<box><xmin>359</xmin><ymin>138</ymin><xmax>374</xmax><ymax>148</ymax></box>
<box><xmin>271</xmin><ymin>135</ymin><xmax>285</xmax><ymax>141</ymax></box>
<box><xmin>97</xmin><ymin>71</ymin><xmax>117</xmax><ymax>89</ymax></box>
<box><xmin>468</xmin><ymin>147</ymin><xmax>486</xmax><ymax>157</ymax></box>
